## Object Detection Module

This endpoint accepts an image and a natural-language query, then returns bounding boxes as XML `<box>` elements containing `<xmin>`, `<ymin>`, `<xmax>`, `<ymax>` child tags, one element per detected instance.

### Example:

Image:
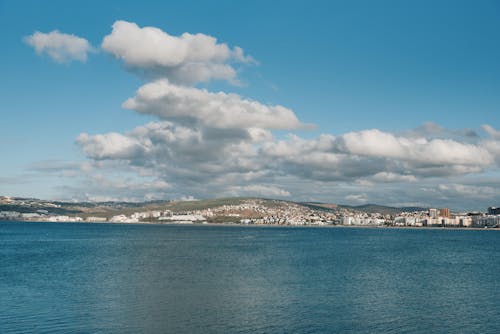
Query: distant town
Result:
<box><xmin>1</xmin><ymin>196</ymin><xmax>499</xmax><ymax>228</ymax></box>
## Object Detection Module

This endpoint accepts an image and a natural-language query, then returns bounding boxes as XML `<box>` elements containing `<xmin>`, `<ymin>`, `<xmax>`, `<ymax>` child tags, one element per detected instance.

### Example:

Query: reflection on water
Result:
<box><xmin>1</xmin><ymin>222</ymin><xmax>499</xmax><ymax>333</ymax></box>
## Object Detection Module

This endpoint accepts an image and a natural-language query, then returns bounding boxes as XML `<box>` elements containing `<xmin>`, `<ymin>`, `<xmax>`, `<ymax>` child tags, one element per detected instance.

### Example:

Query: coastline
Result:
<box><xmin>1</xmin><ymin>219</ymin><xmax>498</xmax><ymax>231</ymax></box>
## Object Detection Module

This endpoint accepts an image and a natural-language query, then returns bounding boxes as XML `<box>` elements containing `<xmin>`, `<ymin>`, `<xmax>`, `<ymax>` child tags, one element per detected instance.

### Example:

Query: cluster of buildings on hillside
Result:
<box><xmin>193</xmin><ymin>200</ymin><xmax>342</xmax><ymax>225</ymax></box>
<box><xmin>1</xmin><ymin>197</ymin><xmax>499</xmax><ymax>228</ymax></box>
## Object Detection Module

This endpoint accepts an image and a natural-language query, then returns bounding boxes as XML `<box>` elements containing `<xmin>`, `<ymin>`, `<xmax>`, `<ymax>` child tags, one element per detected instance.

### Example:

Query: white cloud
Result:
<box><xmin>227</xmin><ymin>185</ymin><xmax>291</xmax><ymax>197</ymax></box>
<box><xmin>25</xmin><ymin>30</ymin><xmax>94</xmax><ymax>63</ymax></box>
<box><xmin>123</xmin><ymin>80</ymin><xmax>303</xmax><ymax>130</ymax></box>
<box><xmin>339</xmin><ymin>129</ymin><xmax>493</xmax><ymax>166</ymax></box>
<box><xmin>88</xmin><ymin>174</ymin><xmax>171</xmax><ymax>191</ymax></box>
<box><xmin>76</xmin><ymin>132</ymin><xmax>149</xmax><ymax>160</ymax></box>
<box><xmin>437</xmin><ymin>183</ymin><xmax>498</xmax><ymax>199</ymax></box>
<box><xmin>259</xmin><ymin>127</ymin><xmax>497</xmax><ymax>183</ymax></box>
<box><xmin>482</xmin><ymin>124</ymin><xmax>500</xmax><ymax>139</ymax></box>
<box><xmin>371</xmin><ymin>172</ymin><xmax>417</xmax><ymax>183</ymax></box>
<box><xmin>101</xmin><ymin>20</ymin><xmax>253</xmax><ymax>85</ymax></box>
<box><xmin>75</xmin><ymin>121</ymin><xmax>266</xmax><ymax>184</ymax></box>
<box><xmin>345</xmin><ymin>194</ymin><xmax>369</xmax><ymax>204</ymax></box>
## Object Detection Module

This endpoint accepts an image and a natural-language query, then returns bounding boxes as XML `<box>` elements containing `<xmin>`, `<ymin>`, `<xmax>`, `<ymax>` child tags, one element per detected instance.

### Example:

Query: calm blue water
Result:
<box><xmin>1</xmin><ymin>222</ymin><xmax>499</xmax><ymax>333</ymax></box>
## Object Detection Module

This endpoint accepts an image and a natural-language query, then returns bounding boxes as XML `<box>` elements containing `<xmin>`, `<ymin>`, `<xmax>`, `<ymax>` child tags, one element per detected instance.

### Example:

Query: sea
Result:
<box><xmin>1</xmin><ymin>221</ymin><xmax>499</xmax><ymax>333</ymax></box>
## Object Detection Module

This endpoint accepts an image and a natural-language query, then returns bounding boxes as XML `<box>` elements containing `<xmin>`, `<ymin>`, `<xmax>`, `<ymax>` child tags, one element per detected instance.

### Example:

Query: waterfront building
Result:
<box><xmin>454</xmin><ymin>216</ymin><xmax>472</xmax><ymax>227</ymax></box>
<box><xmin>110</xmin><ymin>215</ymin><xmax>139</xmax><ymax>223</ymax></box>
<box><xmin>428</xmin><ymin>208</ymin><xmax>438</xmax><ymax>218</ymax></box>
<box><xmin>488</xmin><ymin>207</ymin><xmax>500</xmax><ymax>215</ymax></box>
<box><xmin>440</xmin><ymin>208</ymin><xmax>450</xmax><ymax>218</ymax></box>
<box><xmin>472</xmin><ymin>215</ymin><xmax>500</xmax><ymax>228</ymax></box>
<box><xmin>86</xmin><ymin>217</ymin><xmax>107</xmax><ymax>222</ymax></box>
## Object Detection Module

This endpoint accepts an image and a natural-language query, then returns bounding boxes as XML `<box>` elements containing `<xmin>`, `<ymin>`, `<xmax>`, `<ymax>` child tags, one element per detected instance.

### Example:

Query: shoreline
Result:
<box><xmin>1</xmin><ymin>220</ymin><xmax>498</xmax><ymax>231</ymax></box>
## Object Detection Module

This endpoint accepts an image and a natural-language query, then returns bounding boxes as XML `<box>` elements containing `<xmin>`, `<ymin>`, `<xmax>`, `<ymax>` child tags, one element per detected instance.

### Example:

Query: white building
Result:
<box><xmin>110</xmin><ymin>215</ymin><xmax>139</xmax><ymax>223</ymax></box>
<box><xmin>472</xmin><ymin>215</ymin><xmax>500</xmax><ymax>228</ymax></box>
<box><xmin>158</xmin><ymin>214</ymin><xmax>206</xmax><ymax>223</ymax></box>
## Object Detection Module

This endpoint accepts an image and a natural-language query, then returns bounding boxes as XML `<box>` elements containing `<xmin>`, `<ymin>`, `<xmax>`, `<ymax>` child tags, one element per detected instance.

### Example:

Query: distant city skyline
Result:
<box><xmin>1</xmin><ymin>0</ymin><xmax>500</xmax><ymax>210</ymax></box>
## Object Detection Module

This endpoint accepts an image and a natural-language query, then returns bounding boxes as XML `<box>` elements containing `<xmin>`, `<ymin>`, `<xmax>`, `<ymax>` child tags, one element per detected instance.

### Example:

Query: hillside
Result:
<box><xmin>0</xmin><ymin>195</ymin><xmax>427</xmax><ymax>220</ymax></box>
<box><xmin>338</xmin><ymin>203</ymin><xmax>427</xmax><ymax>215</ymax></box>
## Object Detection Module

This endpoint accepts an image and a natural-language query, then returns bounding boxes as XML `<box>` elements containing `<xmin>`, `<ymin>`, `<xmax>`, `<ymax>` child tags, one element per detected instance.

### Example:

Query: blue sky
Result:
<box><xmin>1</xmin><ymin>0</ymin><xmax>500</xmax><ymax>210</ymax></box>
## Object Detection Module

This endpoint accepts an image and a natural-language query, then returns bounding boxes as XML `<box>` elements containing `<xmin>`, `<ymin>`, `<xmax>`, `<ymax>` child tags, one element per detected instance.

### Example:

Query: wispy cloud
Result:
<box><xmin>25</xmin><ymin>30</ymin><xmax>95</xmax><ymax>63</ymax></box>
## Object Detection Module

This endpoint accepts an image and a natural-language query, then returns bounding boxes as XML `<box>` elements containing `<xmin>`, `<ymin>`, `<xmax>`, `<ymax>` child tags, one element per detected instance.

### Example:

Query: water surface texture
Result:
<box><xmin>1</xmin><ymin>222</ymin><xmax>499</xmax><ymax>333</ymax></box>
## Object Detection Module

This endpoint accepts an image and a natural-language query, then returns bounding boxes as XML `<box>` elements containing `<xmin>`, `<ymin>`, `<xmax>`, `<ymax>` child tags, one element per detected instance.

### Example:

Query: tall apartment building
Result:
<box><xmin>440</xmin><ymin>208</ymin><xmax>450</xmax><ymax>218</ymax></box>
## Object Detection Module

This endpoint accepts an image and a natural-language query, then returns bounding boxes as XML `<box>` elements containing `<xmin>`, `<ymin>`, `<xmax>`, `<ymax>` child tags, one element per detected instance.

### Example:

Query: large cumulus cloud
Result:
<box><xmin>101</xmin><ymin>20</ymin><xmax>253</xmax><ymax>85</ymax></box>
<box><xmin>76</xmin><ymin>117</ymin><xmax>500</xmax><ymax>205</ymax></box>
<box><xmin>260</xmin><ymin>128</ymin><xmax>496</xmax><ymax>182</ymax></box>
<box><xmin>122</xmin><ymin>80</ymin><xmax>303</xmax><ymax>130</ymax></box>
